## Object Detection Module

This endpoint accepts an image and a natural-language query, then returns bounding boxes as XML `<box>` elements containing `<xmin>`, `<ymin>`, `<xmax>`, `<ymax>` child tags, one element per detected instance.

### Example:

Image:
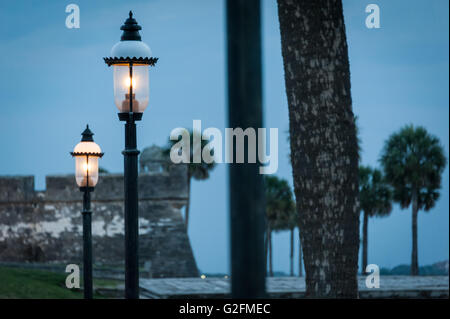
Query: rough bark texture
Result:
<box><xmin>277</xmin><ymin>0</ymin><xmax>360</xmax><ymax>298</ymax></box>
<box><xmin>362</xmin><ymin>211</ymin><xmax>369</xmax><ymax>274</ymax></box>
<box><xmin>411</xmin><ymin>188</ymin><xmax>419</xmax><ymax>276</ymax></box>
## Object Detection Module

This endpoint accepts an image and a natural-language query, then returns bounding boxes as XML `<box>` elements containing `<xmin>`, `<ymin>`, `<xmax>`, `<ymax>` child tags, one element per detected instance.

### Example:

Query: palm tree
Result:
<box><xmin>286</xmin><ymin>208</ymin><xmax>299</xmax><ymax>276</ymax></box>
<box><xmin>277</xmin><ymin>0</ymin><xmax>360</xmax><ymax>297</ymax></box>
<box><xmin>99</xmin><ymin>167</ymin><xmax>109</xmax><ymax>174</ymax></box>
<box><xmin>273</xmin><ymin>191</ymin><xmax>298</xmax><ymax>277</ymax></box>
<box><xmin>359</xmin><ymin>166</ymin><xmax>392</xmax><ymax>274</ymax></box>
<box><xmin>285</xmin><ymin>131</ymin><xmax>303</xmax><ymax>277</ymax></box>
<box><xmin>264</xmin><ymin>175</ymin><xmax>294</xmax><ymax>277</ymax></box>
<box><xmin>380</xmin><ymin>125</ymin><xmax>446</xmax><ymax>276</ymax></box>
<box><xmin>164</xmin><ymin>129</ymin><xmax>216</xmax><ymax>230</ymax></box>
<box><xmin>298</xmin><ymin>229</ymin><xmax>303</xmax><ymax>277</ymax></box>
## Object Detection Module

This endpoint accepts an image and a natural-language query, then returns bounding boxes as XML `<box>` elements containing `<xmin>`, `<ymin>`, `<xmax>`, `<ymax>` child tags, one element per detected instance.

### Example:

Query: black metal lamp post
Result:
<box><xmin>71</xmin><ymin>125</ymin><xmax>104</xmax><ymax>299</ymax></box>
<box><xmin>227</xmin><ymin>0</ymin><xmax>266</xmax><ymax>298</ymax></box>
<box><xmin>104</xmin><ymin>11</ymin><xmax>157</xmax><ymax>299</ymax></box>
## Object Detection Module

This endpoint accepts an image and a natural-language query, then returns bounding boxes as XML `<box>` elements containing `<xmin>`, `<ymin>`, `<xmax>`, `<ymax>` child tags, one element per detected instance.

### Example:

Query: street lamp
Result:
<box><xmin>71</xmin><ymin>125</ymin><xmax>103</xmax><ymax>299</ymax></box>
<box><xmin>104</xmin><ymin>11</ymin><xmax>157</xmax><ymax>299</ymax></box>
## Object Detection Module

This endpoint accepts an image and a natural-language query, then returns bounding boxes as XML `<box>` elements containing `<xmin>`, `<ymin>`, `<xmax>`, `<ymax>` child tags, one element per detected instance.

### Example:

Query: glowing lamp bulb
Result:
<box><xmin>124</xmin><ymin>76</ymin><xmax>136</xmax><ymax>88</ymax></box>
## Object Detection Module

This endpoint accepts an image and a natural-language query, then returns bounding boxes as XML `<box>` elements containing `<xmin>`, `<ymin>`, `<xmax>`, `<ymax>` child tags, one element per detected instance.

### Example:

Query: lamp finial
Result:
<box><xmin>120</xmin><ymin>11</ymin><xmax>142</xmax><ymax>41</ymax></box>
<box><xmin>81</xmin><ymin>125</ymin><xmax>94</xmax><ymax>142</ymax></box>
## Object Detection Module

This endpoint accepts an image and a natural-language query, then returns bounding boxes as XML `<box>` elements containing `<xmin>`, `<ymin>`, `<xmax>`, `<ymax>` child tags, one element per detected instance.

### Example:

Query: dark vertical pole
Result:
<box><xmin>226</xmin><ymin>0</ymin><xmax>266</xmax><ymax>298</ymax></box>
<box><xmin>82</xmin><ymin>189</ymin><xmax>93</xmax><ymax>299</ymax></box>
<box><xmin>129</xmin><ymin>63</ymin><xmax>134</xmax><ymax>113</ymax></box>
<box><xmin>124</xmin><ymin>64</ymin><xmax>140</xmax><ymax>299</ymax></box>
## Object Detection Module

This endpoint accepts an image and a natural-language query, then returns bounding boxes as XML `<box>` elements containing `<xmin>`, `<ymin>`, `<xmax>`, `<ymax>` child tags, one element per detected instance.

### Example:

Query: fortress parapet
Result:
<box><xmin>0</xmin><ymin>146</ymin><xmax>198</xmax><ymax>278</ymax></box>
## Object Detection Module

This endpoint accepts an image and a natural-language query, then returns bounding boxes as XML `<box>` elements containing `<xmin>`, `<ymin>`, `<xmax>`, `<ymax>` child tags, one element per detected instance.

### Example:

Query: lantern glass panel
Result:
<box><xmin>75</xmin><ymin>155</ymin><xmax>99</xmax><ymax>187</ymax></box>
<box><xmin>113</xmin><ymin>64</ymin><xmax>149</xmax><ymax>113</ymax></box>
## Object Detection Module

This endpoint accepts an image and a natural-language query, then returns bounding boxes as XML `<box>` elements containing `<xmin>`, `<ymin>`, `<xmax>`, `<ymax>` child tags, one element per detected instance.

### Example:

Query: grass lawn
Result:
<box><xmin>0</xmin><ymin>266</ymin><xmax>121</xmax><ymax>299</ymax></box>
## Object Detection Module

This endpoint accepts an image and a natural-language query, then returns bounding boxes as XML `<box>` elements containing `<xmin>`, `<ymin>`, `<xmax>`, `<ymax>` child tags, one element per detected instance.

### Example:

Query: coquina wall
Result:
<box><xmin>0</xmin><ymin>162</ymin><xmax>198</xmax><ymax>278</ymax></box>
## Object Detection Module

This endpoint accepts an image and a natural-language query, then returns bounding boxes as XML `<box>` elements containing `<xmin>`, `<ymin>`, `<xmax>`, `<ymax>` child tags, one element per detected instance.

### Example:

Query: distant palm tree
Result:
<box><xmin>285</xmin><ymin>130</ymin><xmax>303</xmax><ymax>277</ymax></box>
<box><xmin>380</xmin><ymin>125</ymin><xmax>447</xmax><ymax>276</ymax></box>
<box><xmin>298</xmin><ymin>229</ymin><xmax>303</xmax><ymax>277</ymax></box>
<box><xmin>273</xmin><ymin>190</ymin><xmax>298</xmax><ymax>277</ymax></box>
<box><xmin>264</xmin><ymin>175</ymin><xmax>294</xmax><ymax>277</ymax></box>
<box><xmin>359</xmin><ymin>166</ymin><xmax>392</xmax><ymax>274</ymax></box>
<box><xmin>286</xmin><ymin>208</ymin><xmax>299</xmax><ymax>276</ymax></box>
<box><xmin>164</xmin><ymin>130</ymin><xmax>216</xmax><ymax>230</ymax></box>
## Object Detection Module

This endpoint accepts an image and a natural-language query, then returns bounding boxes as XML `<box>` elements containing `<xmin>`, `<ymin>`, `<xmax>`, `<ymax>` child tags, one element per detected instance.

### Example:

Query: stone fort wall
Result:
<box><xmin>0</xmin><ymin>162</ymin><xmax>199</xmax><ymax>278</ymax></box>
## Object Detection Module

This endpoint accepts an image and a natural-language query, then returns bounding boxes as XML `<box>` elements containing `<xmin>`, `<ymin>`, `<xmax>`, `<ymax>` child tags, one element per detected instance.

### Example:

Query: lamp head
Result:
<box><xmin>103</xmin><ymin>11</ymin><xmax>158</xmax><ymax>118</ymax></box>
<box><xmin>71</xmin><ymin>125</ymin><xmax>104</xmax><ymax>189</ymax></box>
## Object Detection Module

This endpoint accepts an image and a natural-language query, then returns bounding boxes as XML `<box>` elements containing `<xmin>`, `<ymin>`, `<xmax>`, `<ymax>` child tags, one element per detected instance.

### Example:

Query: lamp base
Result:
<box><xmin>79</xmin><ymin>187</ymin><xmax>94</xmax><ymax>193</ymax></box>
<box><xmin>118</xmin><ymin>112</ymin><xmax>143</xmax><ymax>122</ymax></box>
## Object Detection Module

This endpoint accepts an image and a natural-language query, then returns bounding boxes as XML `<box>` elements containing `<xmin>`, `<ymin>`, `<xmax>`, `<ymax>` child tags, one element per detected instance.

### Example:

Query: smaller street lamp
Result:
<box><xmin>71</xmin><ymin>125</ymin><xmax>103</xmax><ymax>299</ymax></box>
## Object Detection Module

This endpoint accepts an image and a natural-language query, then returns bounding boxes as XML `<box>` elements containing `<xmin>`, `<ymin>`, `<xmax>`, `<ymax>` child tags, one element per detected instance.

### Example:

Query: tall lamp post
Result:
<box><xmin>71</xmin><ymin>125</ymin><xmax>104</xmax><ymax>299</ymax></box>
<box><xmin>227</xmin><ymin>0</ymin><xmax>265</xmax><ymax>298</ymax></box>
<box><xmin>104</xmin><ymin>11</ymin><xmax>157</xmax><ymax>299</ymax></box>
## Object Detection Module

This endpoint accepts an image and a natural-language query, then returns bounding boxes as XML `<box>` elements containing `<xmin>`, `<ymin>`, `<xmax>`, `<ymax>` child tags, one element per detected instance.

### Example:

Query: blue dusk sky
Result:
<box><xmin>0</xmin><ymin>0</ymin><xmax>448</xmax><ymax>275</ymax></box>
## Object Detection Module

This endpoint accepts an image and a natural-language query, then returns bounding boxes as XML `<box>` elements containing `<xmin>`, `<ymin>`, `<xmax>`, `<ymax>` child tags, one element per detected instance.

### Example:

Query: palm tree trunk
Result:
<box><xmin>185</xmin><ymin>171</ymin><xmax>191</xmax><ymax>229</ymax></box>
<box><xmin>290</xmin><ymin>228</ymin><xmax>294</xmax><ymax>276</ymax></box>
<box><xmin>362</xmin><ymin>211</ymin><xmax>369</xmax><ymax>275</ymax></box>
<box><xmin>411</xmin><ymin>187</ymin><xmax>419</xmax><ymax>276</ymax></box>
<box><xmin>265</xmin><ymin>223</ymin><xmax>269</xmax><ymax>276</ymax></box>
<box><xmin>277</xmin><ymin>0</ymin><xmax>360</xmax><ymax>298</ymax></box>
<box><xmin>269</xmin><ymin>229</ymin><xmax>273</xmax><ymax>277</ymax></box>
<box><xmin>298</xmin><ymin>230</ymin><xmax>303</xmax><ymax>277</ymax></box>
